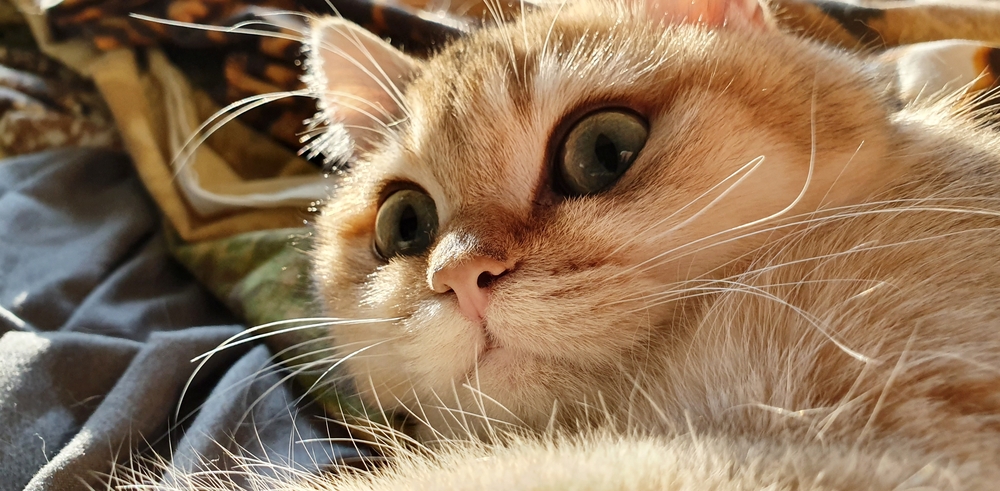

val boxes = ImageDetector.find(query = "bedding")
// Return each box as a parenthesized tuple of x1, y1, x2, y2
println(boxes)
(0, 0, 998, 490)
(0, 19, 358, 489)
(0, 149, 360, 491)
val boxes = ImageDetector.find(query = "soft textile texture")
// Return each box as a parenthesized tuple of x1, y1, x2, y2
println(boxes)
(0, 38, 118, 158)
(0, 149, 356, 491)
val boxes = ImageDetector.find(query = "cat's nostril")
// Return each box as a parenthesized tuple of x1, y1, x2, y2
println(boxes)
(476, 269, 507, 289)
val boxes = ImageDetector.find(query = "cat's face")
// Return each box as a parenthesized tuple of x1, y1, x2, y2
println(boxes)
(311, 0, 898, 436)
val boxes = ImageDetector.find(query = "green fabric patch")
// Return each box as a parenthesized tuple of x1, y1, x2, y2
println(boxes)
(167, 226, 380, 426)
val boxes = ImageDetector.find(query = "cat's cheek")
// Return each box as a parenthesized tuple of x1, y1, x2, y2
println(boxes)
(630, 88, 892, 264)
(399, 300, 483, 385)
(346, 293, 492, 413)
(332, 321, 410, 409)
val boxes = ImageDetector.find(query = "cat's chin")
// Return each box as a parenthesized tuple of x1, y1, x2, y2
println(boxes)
(415, 336, 566, 435)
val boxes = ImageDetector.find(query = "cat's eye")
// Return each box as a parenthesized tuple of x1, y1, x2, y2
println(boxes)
(374, 189, 438, 259)
(557, 109, 648, 195)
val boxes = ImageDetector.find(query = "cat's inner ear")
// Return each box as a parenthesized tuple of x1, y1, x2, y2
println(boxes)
(640, 0, 767, 28)
(307, 18, 420, 165)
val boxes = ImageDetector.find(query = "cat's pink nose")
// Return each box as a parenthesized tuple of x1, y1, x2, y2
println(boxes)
(430, 256, 509, 324)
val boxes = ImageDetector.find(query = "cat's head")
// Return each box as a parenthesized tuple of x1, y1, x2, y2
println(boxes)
(309, 0, 899, 436)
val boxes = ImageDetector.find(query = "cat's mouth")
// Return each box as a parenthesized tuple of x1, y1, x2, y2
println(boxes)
(475, 329, 505, 366)
(481, 330, 501, 354)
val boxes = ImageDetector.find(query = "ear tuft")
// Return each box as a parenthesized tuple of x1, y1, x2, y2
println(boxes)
(642, 0, 767, 29)
(304, 18, 419, 167)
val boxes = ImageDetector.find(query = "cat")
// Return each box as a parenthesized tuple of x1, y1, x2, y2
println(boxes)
(137, 0, 1000, 488)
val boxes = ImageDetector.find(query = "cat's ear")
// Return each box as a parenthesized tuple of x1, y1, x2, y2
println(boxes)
(641, 0, 768, 29)
(307, 18, 420, 165)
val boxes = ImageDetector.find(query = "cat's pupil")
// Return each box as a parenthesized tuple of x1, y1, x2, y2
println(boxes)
(594, 133, 619, 173)
(553, 109, 646, 195)
(398, 205, 419, 242)
(373, 188, 438, 259)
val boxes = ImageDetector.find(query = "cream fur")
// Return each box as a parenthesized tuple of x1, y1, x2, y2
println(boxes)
(124, 0, 1000, 488)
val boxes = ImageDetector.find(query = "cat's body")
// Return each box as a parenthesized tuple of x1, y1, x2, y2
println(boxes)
(146, 0, 1000, 489)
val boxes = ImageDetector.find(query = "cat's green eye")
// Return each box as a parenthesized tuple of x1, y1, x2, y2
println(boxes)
(374, 189, 439, 259)
(557, 110, 648, 195)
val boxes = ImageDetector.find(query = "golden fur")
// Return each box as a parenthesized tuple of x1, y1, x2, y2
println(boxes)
(305, 0, 1000, 487)
(130, 0, 1000, 488)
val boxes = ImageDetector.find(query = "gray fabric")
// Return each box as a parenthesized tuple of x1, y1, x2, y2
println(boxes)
(0, 149, 354, 490)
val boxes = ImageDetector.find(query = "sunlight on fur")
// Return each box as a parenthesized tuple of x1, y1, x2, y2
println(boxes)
(118, 0, 1000, 489)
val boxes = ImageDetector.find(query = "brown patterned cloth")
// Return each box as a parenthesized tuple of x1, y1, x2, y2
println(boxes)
(0, 44, 119, 157)
(44, 0, 471, 150)
(47, 0, 469, 53)
(771, 0, 1000, 51)
(769, 0, 1000, 125)
(36, 0, 1000, 153)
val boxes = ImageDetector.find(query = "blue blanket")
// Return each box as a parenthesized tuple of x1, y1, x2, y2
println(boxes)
(0, 149, 357, 491)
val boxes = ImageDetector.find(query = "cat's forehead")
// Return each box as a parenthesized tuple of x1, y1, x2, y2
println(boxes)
(376, 3, 683, 216)
(358, 1, 862, 225)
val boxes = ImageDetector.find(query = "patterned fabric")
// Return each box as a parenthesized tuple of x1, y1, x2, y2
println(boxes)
(45, 0, 470, 149)
(33, 0, 1000, 152)
(774, 0, 1000, 123)
(167, 226, 374, 423)
(0, 17, 118, 157)
(775, 0, 1000, 51)
(8, 0, 1000, 430)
